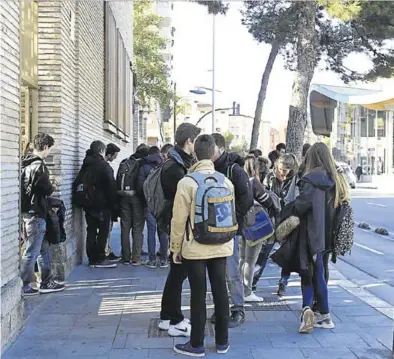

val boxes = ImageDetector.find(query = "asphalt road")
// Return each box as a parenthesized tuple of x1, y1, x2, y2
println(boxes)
(335, 189, 394, 304)
(351, 190, 394, 233)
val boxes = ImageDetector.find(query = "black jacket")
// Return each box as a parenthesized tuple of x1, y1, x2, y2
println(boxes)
(214, 151, 254, 233)
(46, 197, 66, 244)
(21, 154, 54, 218)
(80, 151, 117, 212)
(161, 146, 195, 228)
(272, 169, 336, 275)
(161, 146, 194, 202)
(295, 169, 336, 255)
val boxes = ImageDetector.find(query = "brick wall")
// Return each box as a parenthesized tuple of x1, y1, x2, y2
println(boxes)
(1, 1, 142, 350)
(0, 0, 24, 350)
(35, 1, 139, 280)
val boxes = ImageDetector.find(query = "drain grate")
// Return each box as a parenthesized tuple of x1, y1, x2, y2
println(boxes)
(244, 296, 291, 311)
(148, 318, 215, 338)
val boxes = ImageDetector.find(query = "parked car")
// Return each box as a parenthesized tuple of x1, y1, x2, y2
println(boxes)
(337, 162, 356, 189)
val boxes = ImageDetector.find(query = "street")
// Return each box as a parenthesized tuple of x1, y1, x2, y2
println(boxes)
(333, 189, 394, 306)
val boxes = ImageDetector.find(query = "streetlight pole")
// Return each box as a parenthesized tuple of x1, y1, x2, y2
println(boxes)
(173, 82, 177, 143)
(212, 14, 216, 134)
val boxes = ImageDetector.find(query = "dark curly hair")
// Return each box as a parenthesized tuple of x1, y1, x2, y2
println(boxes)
(33, 133, 55, 151)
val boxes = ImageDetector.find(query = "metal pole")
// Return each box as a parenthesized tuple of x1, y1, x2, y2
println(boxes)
(173, 82, 177, 143)
(212, 14, 216, 133)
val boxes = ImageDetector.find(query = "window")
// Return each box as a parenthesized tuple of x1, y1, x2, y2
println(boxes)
(105, 3, 132, 141)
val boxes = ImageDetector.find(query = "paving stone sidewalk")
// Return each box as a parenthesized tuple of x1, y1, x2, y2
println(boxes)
(3, 226, 393, 359)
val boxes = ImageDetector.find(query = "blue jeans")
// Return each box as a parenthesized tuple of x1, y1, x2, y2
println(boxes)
(20, 216, 52, 286)
(301, 253, 329, 314)
(226, 235, 244, 311)
(146, 210, 169, 261)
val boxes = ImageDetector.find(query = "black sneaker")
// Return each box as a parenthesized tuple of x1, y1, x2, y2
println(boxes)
(277, 283, 287, 297)
(228, 310, 245, 328)
(106, 253, 120, 262)
(94, 259, 117, 268)
(39, 280, 65, 294)
(88, 262, 97, 268)
(22, 286, 39, 297)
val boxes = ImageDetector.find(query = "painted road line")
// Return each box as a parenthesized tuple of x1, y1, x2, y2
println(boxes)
(366, 202, 387, 207)
(354, 242, 384, 255)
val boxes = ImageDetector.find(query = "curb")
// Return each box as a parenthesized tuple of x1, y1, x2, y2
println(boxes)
(355, 221, 394, 240)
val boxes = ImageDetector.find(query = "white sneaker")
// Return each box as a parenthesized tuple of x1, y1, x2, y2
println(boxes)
(314, 313, 335, 329)
(299, 307, 314, 334)
(158, 320, 170, 331)
(244, 293, 264, 302)
(168, 319, 191, 337)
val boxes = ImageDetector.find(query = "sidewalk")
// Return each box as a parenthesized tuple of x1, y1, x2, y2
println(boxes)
(356, 175, 394, 191)
(3, 226, 393, 359)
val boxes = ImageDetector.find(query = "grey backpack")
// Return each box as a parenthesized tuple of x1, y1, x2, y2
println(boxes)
(143, 164, 168, 220)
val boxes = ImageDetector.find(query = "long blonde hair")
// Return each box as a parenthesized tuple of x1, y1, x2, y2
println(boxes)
(244, 155, 259, 181)
(305, 142, 350, 207)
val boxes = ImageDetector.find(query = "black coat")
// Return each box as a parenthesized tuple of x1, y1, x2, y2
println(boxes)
(214, 151, 254, 234)
(79, 152, 117, 212)
(271, 169, 336, 275)
(46, 197, 66, 244)
(160, 146, 195, 228)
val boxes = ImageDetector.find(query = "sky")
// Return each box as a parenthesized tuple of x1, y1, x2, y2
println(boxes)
(171, 2, 393, 130)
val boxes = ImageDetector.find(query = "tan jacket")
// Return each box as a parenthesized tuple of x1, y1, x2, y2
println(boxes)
(170, 160, 235, 260)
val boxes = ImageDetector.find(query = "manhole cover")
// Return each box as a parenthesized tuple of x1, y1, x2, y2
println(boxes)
(244, 296, 290, 311)
(148, 318, 215, 338)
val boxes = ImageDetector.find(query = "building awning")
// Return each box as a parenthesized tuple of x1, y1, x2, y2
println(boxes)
(310, 84, 394, 110)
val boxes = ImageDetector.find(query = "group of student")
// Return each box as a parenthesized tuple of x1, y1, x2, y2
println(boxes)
(20, 125, 351, 358)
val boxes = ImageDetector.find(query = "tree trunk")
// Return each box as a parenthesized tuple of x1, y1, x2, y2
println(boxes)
(286, 2, 316, 159)
(250, 41, 280, 151)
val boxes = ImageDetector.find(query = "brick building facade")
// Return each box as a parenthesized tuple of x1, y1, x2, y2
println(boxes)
(0, 1, 142, 350)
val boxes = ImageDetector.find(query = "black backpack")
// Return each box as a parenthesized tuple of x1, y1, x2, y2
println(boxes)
(73, 168, 97, 209)
(116, 158, 140, 191)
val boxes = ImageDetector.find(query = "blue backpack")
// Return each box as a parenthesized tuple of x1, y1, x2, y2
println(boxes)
(186, 172, 238, 245)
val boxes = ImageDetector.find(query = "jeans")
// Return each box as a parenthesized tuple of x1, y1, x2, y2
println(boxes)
(160, 254, 188, 324)
(85, 210, 111, 263)
(105, 221, 114, 256)
(120, 196, 145, 261)
(239, 239, 263, 296)
(226, 235, 244, 311)
(146, 210, 169, 261)
(301, 252, 329, 314)
(20, 216, 52, 286)
(185, 257, 228, 348)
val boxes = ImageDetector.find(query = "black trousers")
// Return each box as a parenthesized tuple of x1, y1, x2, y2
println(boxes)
(85, 210, 111, 263)
(185, 257, 229, 348)
(119, 196, 146, 261)
(160, 254, 188, 324)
